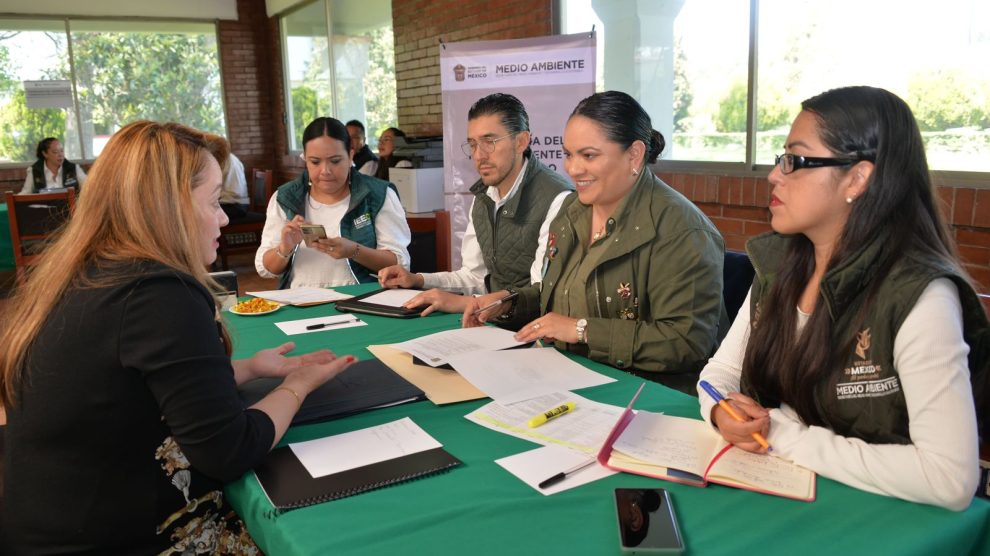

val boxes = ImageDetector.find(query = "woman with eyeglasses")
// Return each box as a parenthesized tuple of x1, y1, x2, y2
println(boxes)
(465, 91, 727, 391)
(697, 86, 987, 510)
(256, 117, 411, 288)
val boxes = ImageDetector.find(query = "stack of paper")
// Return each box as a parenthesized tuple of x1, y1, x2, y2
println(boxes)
(247, 287, 353, 306)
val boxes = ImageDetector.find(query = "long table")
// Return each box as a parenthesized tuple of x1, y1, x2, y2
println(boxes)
(224, 284, 990, 555)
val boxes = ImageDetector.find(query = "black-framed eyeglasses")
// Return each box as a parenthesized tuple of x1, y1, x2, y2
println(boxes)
(460, 133, 516, 158)
(774, 153, 868, 175)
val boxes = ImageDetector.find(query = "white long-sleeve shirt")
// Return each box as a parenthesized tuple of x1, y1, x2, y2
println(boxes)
(22, 163, 87, 193)
(420, 163, 570, 295)
(698, 279, 980, 511)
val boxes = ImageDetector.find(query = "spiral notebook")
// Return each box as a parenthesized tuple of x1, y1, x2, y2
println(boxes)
(255, 421, 462, 510)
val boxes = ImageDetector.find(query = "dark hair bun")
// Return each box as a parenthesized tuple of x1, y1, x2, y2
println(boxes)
(647, 130, 665, 164)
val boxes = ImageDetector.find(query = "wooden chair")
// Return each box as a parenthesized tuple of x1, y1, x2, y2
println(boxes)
(217, 168, 274, 270)
(5, 190, 76, 279)
(407, 209, 451, 273)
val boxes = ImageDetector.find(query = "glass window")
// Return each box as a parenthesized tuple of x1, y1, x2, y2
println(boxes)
(283, 0, 333, 151)
(0, 19, 82, 163)
(0, 18, 226, 164)
(561, 0, 750, 163)
(758, 0, 990, 172)
(282, 0, 396, 152)
(562, 0, 990, 174)
(70, 20, 226, 158)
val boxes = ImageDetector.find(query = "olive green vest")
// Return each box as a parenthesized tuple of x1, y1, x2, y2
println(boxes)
(470, 155, 572, 292)
(745, 232, 989, 444)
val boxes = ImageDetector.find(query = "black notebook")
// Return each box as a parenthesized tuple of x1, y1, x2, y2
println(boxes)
(255, 445, 462, 510)
(334, 288, 422, 318)
(239, 358, 425, 425)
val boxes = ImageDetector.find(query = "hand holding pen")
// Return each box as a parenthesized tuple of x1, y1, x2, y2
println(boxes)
(463, 290, 517, 328)
(699, 380, 771, 453)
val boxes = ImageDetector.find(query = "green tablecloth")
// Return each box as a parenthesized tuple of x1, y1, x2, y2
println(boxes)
(223, 284, 990, 556)
(0, 203, 14, 272)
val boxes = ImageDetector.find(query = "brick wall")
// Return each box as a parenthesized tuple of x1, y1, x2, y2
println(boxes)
(658, 170, 990, 291)
(391, 0, 555, 136)
(218, 0, 277, 178)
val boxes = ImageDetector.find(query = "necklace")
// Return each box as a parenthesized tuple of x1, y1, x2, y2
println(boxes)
(592, 225, 606, 242)
(307, 194, 327, 211)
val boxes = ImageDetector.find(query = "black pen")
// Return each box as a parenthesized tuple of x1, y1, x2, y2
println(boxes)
(538, 458, 596, 489)
(472, 291, 520, 316)
(305, 317, 358, 330)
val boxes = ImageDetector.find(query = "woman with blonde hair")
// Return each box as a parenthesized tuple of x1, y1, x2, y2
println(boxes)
(0, 121, 355, 553)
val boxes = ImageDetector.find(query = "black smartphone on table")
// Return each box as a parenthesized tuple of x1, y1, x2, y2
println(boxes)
(614, 488, 684, 554)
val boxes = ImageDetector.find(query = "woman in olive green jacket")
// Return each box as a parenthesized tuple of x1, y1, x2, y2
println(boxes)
(466, 91, 727, 383)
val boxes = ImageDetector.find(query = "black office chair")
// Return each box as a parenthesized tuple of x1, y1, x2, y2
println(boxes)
(723, 250, 755, 324)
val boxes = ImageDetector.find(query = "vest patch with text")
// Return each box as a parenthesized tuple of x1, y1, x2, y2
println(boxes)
(836, 327, 901, 400)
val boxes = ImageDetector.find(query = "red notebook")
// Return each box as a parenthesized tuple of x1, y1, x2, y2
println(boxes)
(596, 384, 816, 502)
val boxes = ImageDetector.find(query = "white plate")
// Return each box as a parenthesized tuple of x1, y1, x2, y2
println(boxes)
(229, 301, 282, 316)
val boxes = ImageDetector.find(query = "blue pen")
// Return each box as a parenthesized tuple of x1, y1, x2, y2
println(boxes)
(699, 380, 771, 451)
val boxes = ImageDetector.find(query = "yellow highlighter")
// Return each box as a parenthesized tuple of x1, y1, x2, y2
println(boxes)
(527, 402, 576, 428)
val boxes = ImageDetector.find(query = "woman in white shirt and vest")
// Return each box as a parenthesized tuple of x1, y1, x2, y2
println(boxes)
(22, 137, 87, 193)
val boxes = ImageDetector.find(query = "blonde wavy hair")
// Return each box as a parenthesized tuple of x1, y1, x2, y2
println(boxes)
(0, 121, 231, 407)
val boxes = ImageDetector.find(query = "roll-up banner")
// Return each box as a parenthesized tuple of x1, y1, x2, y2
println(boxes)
(439, 33, 596, 269)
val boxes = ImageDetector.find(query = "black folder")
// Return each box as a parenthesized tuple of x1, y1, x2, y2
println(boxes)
(239, 358, 425, 425)
(334, 288, 422, 318)
(255, 445, 462, 510)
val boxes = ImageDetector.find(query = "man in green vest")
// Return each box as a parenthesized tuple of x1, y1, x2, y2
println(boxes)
(379, 93, 573, 318)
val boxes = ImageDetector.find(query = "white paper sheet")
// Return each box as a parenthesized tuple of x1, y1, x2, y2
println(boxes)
(612, 411, 717, 476)
(360, 288, 422, 307)
(465, 392, 626, 453)
(247, 287, 353, 305)
(446, 347, 615, 404)
(495, 444, 616, 495)
(391, 326, 525, 367)
(274, 314, 367, 336)
(290, 417, 442, 478)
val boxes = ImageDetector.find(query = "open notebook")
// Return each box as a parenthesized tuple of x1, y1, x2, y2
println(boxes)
(597, 385, 816, 502)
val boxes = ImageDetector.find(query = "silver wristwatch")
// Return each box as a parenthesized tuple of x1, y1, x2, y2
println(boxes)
(575, 318, 588, 344)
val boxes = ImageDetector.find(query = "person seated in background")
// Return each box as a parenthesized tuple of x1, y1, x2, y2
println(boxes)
(374, 126, 413, 181)
(0, 121, 356, 553)
(346, 119, 379, 176)
(378, 93, 572, 317)
(697, 86, 987, 511)
(21, 137, 86, 193)
(466, 91, 727, 392)
(256, 117, 411, 288)
(219, 147, 249, 220)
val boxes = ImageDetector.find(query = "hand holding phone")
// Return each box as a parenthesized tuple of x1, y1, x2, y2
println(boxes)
(614, 488, 684, 554)
(300, 224, 328, 247)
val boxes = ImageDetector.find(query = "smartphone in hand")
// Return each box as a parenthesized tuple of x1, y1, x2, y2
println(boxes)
(300, 224, 328, 247)
(614, 488, 684, 554)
